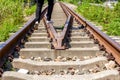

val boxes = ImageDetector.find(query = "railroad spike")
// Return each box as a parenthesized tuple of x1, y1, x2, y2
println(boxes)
(99, 45, 106, 51)
(47, 34, 50, 38)
(25, 34, 29, 39)
(34, 25, 38, 30)
(14, 45, 20, 52)
(86, 30, 90, 34)
(83, 27, 87, 32)
(64, 43, 69, 49)
(20, 39, 25, 45)
(31, 28, 34, 33)
(28, 30, 32, 35)
(68, 34, 71, 37)
(89, 34, 94, 39)
(78, 25, 84, 29)
(94, 39, 99, 44)
(8, 54, 14, 59)
(51, 44, 54, 49)
(49, 38, 52, 42)
(107, 54, 115, 61)
(8, 56, 13, 62)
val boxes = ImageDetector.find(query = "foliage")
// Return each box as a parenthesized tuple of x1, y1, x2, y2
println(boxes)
(76, 1, 120, 36)
(106, 3, 120, 35)
(0, 0, 36, 41)
(0, 0, 23, 41)
(107, 18, 120, 35)
(23, 0, 36, 7)
(82, 0, 106, 3)
(24, 5, 36, 16)
(59, 0, 79, 4)
(0, 0, 23, 24)
(59, 0, 120, 36)
(114, 2, 120, 17)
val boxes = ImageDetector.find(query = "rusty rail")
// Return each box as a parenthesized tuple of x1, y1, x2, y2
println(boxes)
(43, 14, 73, 49)
(0, 8, 47, 68)
(60, 2, 120, 64)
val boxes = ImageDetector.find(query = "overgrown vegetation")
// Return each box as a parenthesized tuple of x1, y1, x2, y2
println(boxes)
(60, 0, 120, 36)
(77, 1, 120, 36)
(0, 0, 36, 41)
(24, 5, 36, 16)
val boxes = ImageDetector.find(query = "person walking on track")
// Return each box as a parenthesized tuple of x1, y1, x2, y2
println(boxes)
(35, 0, 54, 24)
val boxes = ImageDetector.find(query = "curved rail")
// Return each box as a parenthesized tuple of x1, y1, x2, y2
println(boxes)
(60, 2, 120, 64)
(43, 14, 73, 49)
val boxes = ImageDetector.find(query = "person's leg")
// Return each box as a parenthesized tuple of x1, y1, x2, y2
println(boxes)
(35, 0, 44, 23)
(47, 0, 54, 21)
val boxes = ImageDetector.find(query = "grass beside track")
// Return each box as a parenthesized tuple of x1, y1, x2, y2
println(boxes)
(76, 2, 120, 36)
(0, 0, 36, 41)
(60, 0, 120, 36)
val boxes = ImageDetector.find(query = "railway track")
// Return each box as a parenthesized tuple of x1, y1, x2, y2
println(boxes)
(0, 2, 120, 80)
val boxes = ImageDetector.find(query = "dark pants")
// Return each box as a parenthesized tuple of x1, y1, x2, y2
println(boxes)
(35, 0, 54, 22)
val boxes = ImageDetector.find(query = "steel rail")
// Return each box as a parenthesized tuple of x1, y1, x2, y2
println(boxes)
(43, 17, 58, 48)
(43, 9, 73, 49)
(0, 8, 47, 68)
(60, 2, 120, 64)
(43, 15, 73, 49)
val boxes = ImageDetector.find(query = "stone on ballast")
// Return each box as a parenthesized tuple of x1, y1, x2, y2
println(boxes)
(47, 71, 53, 75)
(30, 56, 35, 60)
(18, 69, 28, 74)
(34, 57, 42, 62)
(20, 56, 26, 59)
(34, 71, 40, 75)
(84, 56, 91, 60)
(41, 71, 47, 75)
(66, 57, 72, 61)
(67, 67, 76, 75)
(57, 56, 63, 59)
(79, 56, 85, 61)
(70, 69, 75, 75)
(50, 69, 55, 74)
(89, 67, 100, 73)
(76, 59, 80, 62)
(55, 56, 63, 62)
(44, 57, 52, 61)
(105, 61, 116, 70)
(82, 68, 90, 74)
(61, 57, 67, 62)
(72, 56, 78, 61)
(60, 70, 66, 75)
(75, 69, 79, 74)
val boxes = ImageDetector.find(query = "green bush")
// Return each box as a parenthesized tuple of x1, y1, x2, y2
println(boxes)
(107, 18, 120, 36)
(76, 1, 120, 36)
(24, 5, 36, 16)
(0, 0, 24, 41)
(0, 0, 36, 41)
